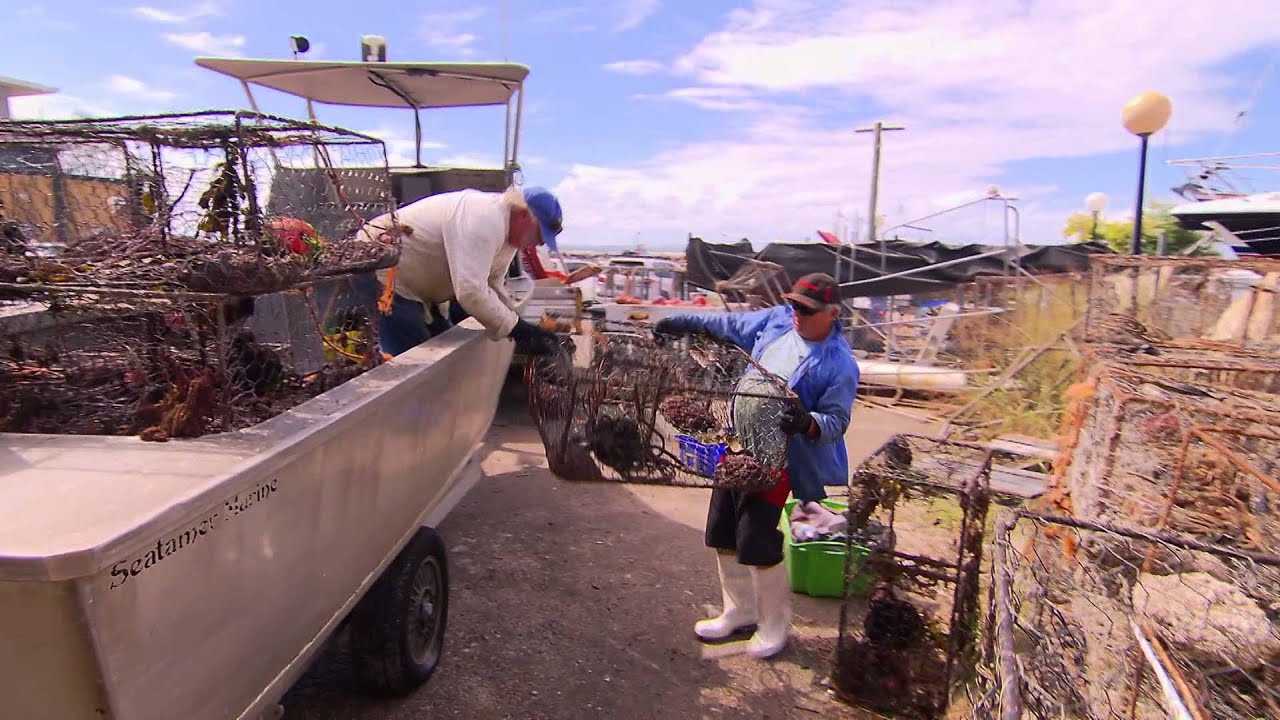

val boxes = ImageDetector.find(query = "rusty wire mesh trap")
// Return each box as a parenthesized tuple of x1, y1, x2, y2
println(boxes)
(1056, 353, 1280, 554)
(0, 111, 398, 296)
(1084, 256, 1280, 350)
(1, 279, 383, 440)
(524, 322, 796, 492)
(832, 434, 993, 719)
(970, 510, 1280, 720)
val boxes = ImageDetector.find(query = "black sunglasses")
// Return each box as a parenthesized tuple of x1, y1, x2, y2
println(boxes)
(789, 300, 820, 316)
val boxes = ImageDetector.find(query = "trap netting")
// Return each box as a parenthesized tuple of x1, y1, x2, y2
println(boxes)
(1058, 357, 1280, 555)
(832, 434, 993, 720)
(1084, 256, 1280, 350)
(524, 322, 794, 493)
(0, 111, 398, 296)
(0, 280, 383, 440)
(970, 510, 1280, 720)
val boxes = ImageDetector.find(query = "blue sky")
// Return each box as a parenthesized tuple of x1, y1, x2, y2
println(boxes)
(4, 0, 1280, 250)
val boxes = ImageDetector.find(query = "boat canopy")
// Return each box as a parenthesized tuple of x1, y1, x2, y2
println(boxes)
(194, 58, 528, 109)
(196, 57, 530, 170)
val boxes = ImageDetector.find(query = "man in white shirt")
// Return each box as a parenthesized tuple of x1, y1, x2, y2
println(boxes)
(357, 184, 563, 356)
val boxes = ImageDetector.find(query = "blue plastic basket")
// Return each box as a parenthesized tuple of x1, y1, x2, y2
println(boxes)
(675, 435, 729, 477)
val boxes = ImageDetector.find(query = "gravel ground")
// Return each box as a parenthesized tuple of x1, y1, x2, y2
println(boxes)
(281, 384, 931, 720)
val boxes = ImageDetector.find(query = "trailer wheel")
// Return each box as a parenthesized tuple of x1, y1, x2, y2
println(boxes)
(349, 526, 450, 697)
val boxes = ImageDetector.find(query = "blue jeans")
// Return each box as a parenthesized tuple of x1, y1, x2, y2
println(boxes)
(353, 274, 471, 356)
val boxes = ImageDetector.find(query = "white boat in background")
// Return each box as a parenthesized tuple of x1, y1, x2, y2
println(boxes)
(1168, 153, 1280, 255)
(1170, 192, 1280, 254)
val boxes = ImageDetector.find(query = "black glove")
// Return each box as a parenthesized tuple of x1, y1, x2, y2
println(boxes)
(778, 403, 815, 436)
(653, 317, 694, 337)
(509, 318, 560, 357)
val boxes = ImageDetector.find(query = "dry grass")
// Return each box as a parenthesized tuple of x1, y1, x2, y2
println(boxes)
(947, 277, 1086, 441)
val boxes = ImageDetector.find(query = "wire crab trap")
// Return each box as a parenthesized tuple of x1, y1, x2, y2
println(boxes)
(0, 111, 398, 296)
(711, 258, 792, 310)
(1056, 360, 1280, 554)
(0, 280, 382, 440)
(970, 510, 1280, 720)
(524, 323, 794, 493)
(1083, 256, 1280, 350)
(831, 434, 993, 719)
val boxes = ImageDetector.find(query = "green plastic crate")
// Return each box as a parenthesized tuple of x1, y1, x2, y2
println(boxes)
(782, 497, 873, 598)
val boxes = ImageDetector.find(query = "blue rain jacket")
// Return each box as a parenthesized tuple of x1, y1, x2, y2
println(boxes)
(665, 305, 859, 501)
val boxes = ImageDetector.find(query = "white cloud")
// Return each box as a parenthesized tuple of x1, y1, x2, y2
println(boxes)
(553, 0, 1280, 249)
(439, 153, 502, 169)
(102, 75, 177, 102)
(533, 2, 655, 33)
(162, 31, 246, 56)
(615, 0, 660, 32)
(358, 126, 448, 167)
(421, 8, 487, 58)
(635, 86, 767, 112)
(131, 1, 220, 24)
(8, 93, 116, 120)
(604, 60, 666, 76)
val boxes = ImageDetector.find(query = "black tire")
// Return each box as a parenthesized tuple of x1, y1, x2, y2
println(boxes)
(349, 526, 450, 697)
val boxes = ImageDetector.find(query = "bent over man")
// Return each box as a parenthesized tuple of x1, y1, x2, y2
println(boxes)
(356, 184, 563, 357)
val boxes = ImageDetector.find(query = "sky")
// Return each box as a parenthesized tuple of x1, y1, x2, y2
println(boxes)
(3, 0, 1280, 251)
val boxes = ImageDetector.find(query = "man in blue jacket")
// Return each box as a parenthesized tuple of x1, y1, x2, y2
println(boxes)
(654, 273, 858, 659)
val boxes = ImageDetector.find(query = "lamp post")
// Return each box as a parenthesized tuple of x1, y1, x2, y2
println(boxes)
(1085, 192, 1108, 241)
(1121, 91, 1172, 255)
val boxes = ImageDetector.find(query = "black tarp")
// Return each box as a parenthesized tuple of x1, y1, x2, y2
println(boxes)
(684, 238, 1113, 298)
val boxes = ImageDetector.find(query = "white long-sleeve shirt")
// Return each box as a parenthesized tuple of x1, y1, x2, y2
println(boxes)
(362, 189, 521, 339)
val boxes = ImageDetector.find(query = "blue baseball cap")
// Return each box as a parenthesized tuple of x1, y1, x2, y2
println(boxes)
(523, 186, 563, 252)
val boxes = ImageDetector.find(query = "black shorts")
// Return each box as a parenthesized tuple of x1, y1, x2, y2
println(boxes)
(705, 488, 785, 567)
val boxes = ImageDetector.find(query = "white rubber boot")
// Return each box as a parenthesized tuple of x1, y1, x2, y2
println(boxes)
(694, 551, 758, 641)
(746, 562, 793, 659)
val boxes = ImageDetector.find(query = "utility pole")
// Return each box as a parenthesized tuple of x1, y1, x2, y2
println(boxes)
(855, 120, 904, 356)
(855, 121, 905, 250)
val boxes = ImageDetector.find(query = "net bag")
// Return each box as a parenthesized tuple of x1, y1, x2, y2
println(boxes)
(524, 323, 795, 493)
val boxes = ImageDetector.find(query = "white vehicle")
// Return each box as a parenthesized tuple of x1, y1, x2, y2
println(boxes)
(0, 48, 535, 720)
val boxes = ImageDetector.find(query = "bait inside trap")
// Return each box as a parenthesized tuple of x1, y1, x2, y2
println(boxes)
(0, 111, 398, 296)
(831, 434, 993, 720)
(0, 280, 383, 440)
(524, 323, 795, 493)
